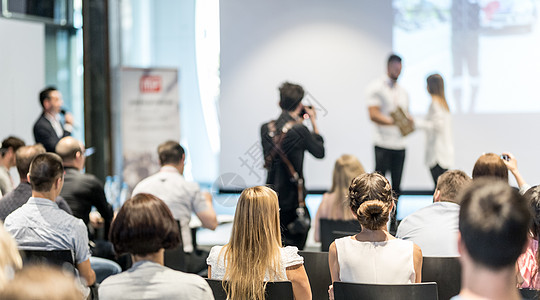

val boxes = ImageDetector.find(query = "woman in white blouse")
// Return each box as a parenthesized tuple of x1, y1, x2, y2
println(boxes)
(416, 73, 454, 186)
(207, 186, 311, 300)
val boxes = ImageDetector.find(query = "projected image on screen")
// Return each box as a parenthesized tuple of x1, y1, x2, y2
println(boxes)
(393, 0, 540, 115)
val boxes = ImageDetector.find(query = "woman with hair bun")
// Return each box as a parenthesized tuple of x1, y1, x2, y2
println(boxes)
(328, 173, 422, 297)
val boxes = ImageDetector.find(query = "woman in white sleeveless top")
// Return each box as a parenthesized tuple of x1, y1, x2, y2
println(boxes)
(328, 173, 423, 298)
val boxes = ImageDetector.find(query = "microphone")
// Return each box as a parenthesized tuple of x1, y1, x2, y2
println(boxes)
(60, 108, 67, 115)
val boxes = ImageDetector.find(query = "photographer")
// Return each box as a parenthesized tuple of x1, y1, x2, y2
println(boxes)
(261, 82, 325, 249)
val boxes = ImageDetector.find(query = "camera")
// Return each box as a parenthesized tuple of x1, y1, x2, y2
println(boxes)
(500, 154, 510, 161)
(299, 105, 313, 119)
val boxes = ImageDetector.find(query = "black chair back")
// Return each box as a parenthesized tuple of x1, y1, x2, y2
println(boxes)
(320, 218, 361, 251)
(164, 220, 187, 272)
(421, 256, 461, 300)
(299, 251, 331, 300)
(206, 278, 294, 300)
(333, 281, 438, 300)
(521, 288, 540, 300)
(21, 249, 76, 274)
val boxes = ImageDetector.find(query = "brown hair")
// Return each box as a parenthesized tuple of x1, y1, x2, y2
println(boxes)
(426, 73, 450, 111)
(278, 82, 304, 111)
(0, 136, 25, 158)
(157, 141, 185, 166)
(15, 145, 46, 181)
(28, 153, 64, 192)
(348, 173, 395, 230)
(472, 153, 508, 182)
(109, 193, 181, 256)
(458, 178, 530, 270)
(329, 155, 365, 220)
(435, 170, 471, 204)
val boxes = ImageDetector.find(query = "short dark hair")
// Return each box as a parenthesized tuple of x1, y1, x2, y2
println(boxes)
(387, 54, 402, 66)
(39, 86, 58, 108)
(278, 82, 304, 111)
(472, 153, 508, 182)
(28, 153, 64, 192)
(109, 193, 181, 255)
(157, 141, 185, 166)
(16, 145, 46, 180)
(435, 170, 471, 204)
(458, 178, 530, 270)
(0, 136, 25, 158)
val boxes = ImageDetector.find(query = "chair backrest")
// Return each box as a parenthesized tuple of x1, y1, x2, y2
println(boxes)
(520, 288, 540, 300)
(320, 218, 361, 251)
(421, 256, 461, 300)
(299, 251, 332, 300)
(21, 249, 76, 274)
(205, 278, 294, 300)
(333, 281, 439, 300)
(164, 220, 187, 272)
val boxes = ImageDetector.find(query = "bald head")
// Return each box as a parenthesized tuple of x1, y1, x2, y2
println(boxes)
(55, 137, 85, 169)
(16, 145, 46, 181)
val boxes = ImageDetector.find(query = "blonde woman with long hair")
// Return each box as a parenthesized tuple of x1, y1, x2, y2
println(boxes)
(207, 186, 311, 300)
(416, 73, 454, 186)
(314, 154, 365, 242)
(0, 222, 23, 290)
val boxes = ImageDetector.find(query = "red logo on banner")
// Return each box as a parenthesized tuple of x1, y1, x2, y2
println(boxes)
(140, 76, 162, 93)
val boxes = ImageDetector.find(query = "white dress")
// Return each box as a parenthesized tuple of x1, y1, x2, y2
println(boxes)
(335, 236, 415, 284)
(207, 245, 304, 280)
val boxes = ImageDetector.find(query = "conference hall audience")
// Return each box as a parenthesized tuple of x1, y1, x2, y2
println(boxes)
(517, 185, 540, 289)
(0, 136, 25, 195)
(452, 178, 530, 300)
(207, 186, 311, 300)
(99, 193, 213, 300)
(314, 154, 365, 242)
(396, 170, 471, 256)
(0, 223, 22, 290)
(328, 173, 422, 298)
(4, 153, 96, 288)
(0, 144, 72, 222)
(0, 265, 85, 300)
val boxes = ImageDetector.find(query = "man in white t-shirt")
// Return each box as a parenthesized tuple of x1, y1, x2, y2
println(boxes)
(132, 141, 217, 272)
(366, 54, 411, 197)
(396, 170, 471, 256)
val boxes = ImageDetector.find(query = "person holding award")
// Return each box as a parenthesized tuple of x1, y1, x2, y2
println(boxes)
(366, 54, 413, 197)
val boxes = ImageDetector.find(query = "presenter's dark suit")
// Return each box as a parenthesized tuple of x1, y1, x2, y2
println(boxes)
(0, 182, 72, 222)
(261, 112, 324, 249)
(33, 114, 70, 152)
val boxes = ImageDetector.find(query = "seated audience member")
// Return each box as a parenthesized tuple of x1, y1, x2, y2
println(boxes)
(132, 140, 217, 272)
(99, 193, 213, 300)
(0, 223, 22, 290)
(396, 170, 471, 256)
(0, 265, 84, 300)
(314, 154, 365, 242)
(0, 136, 25, 195)
(4, 153, 96, 287)
(207, 186, 311, 300)
(472, 152, 530, 194)
(0, 145, 72, 221)
(55, 137, 113, 241)
(328, 173, 422, 297)
(517, 185, 540, 289)
(453, 178, 530, 300)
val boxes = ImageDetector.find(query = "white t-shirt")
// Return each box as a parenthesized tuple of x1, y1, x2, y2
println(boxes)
(396, 201, 460, 257)
(132, 166, 209, 252)
(207, 245, 303, 280)
(335, 236, 415, 284)
(366, 76, 410, 150)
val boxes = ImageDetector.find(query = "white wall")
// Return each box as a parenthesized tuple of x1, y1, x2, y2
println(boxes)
(220, 0, 393, 190)
(0, 18, 44, 144)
